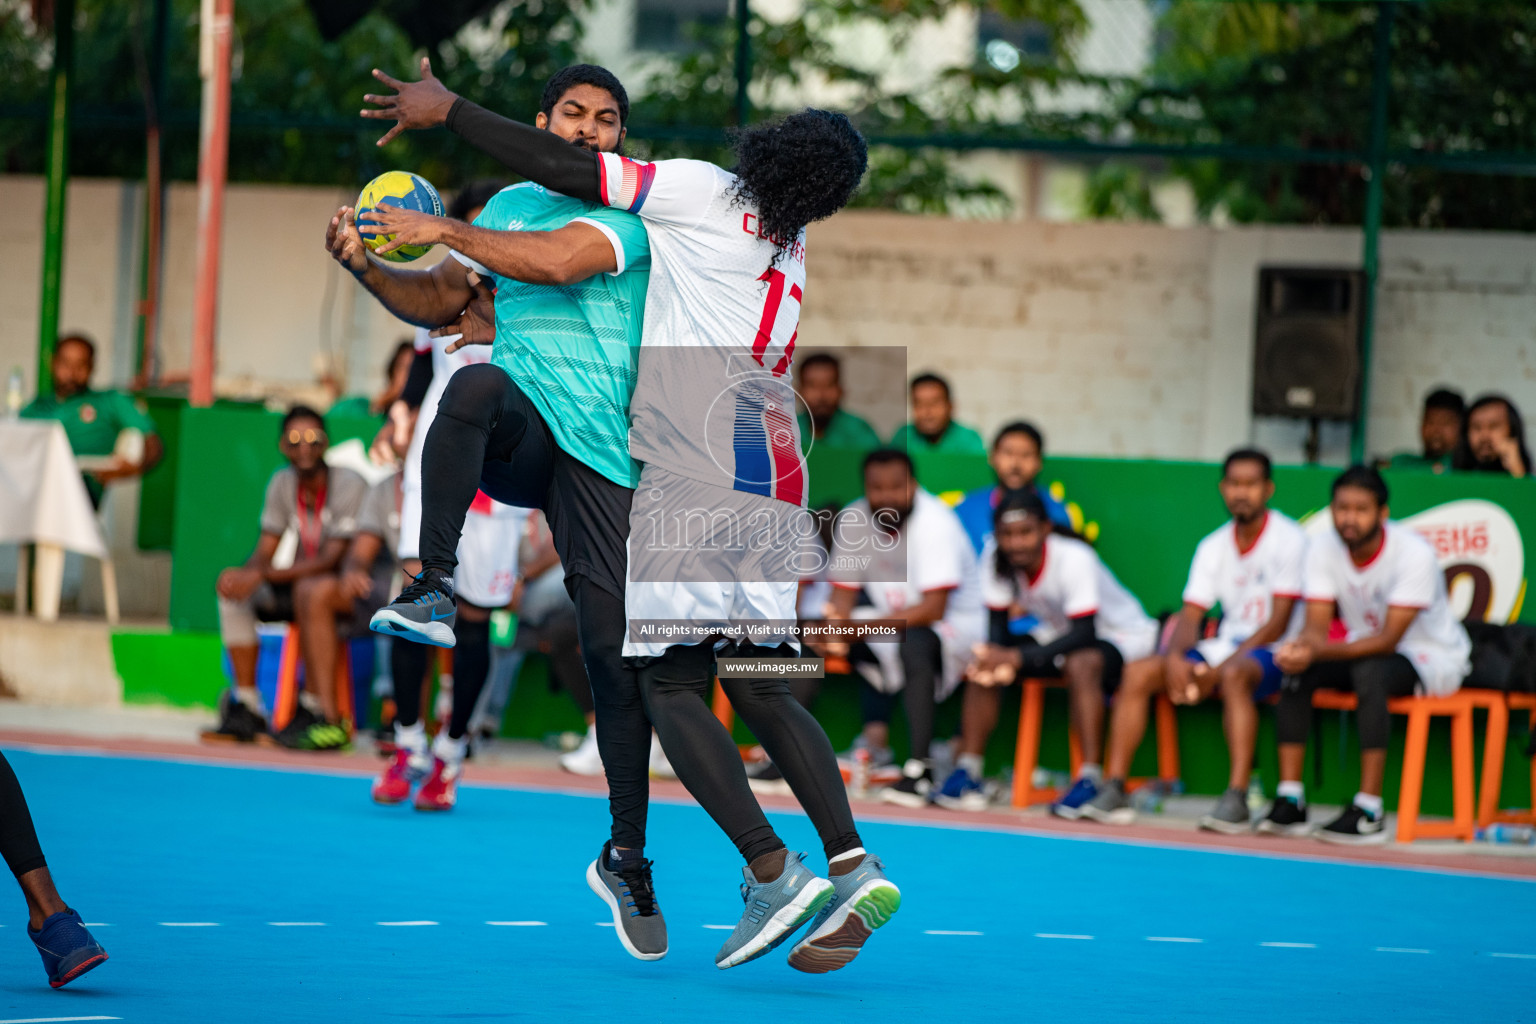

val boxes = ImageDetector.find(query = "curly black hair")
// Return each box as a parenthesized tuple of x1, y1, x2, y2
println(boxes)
(730, 109, 868, 265)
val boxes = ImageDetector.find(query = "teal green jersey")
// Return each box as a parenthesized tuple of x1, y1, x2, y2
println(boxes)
(457, 183, 650, 488)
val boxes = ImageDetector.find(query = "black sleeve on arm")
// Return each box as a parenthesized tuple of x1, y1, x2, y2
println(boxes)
(989, 609, 1014, 647)
(400, 349, 433, 410)
(445, 98, 603, 203)
(1019, 615, 1097, 671)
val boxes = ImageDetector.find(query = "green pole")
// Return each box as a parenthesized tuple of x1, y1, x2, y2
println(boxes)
(735, 0, 751, 126)
(1351, 1, 1395, 465)
(36, 0, 75, 397)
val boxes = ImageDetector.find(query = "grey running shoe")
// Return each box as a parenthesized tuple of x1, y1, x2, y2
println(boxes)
(370, 568, 457, 647)
(586, 842, 667, 961)
(1198, 787, 1254, 834)
(787, 854, 901, 974)
(1079, 779, 1135, 824)
(715, 851, 834, 970)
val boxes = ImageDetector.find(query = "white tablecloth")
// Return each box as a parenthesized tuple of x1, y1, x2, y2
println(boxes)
(0, 419, 107, 558)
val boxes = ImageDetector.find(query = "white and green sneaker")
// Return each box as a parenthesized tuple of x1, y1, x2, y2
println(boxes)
(787, 853, 901, 974)
(714, 851, 834, 970)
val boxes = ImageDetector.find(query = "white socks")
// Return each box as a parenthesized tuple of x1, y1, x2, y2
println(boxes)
(432, 731, 468, 767)
(1079, 763, 1103, 783)
(1278, 780, 1305, 803)
(1353, 791, 1384, 818)
(957, 753, 985, 779)
(235, 686, 265, 715)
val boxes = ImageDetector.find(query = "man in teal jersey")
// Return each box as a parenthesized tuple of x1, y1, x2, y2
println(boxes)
(325, 65, 666, 962)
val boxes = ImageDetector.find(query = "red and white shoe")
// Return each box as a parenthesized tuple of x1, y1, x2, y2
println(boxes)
(413, 757, 460, 812)
(371, 750, 426, 805)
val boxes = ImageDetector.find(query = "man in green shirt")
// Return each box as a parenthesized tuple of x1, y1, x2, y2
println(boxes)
(1387, 387, 1462, 474)
(796, 352, 882, 453)
(21, 334, 163, 506)
(889, 372, 986, 454)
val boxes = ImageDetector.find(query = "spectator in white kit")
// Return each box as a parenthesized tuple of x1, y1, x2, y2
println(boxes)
(1265, 465, 1471, 845)
(817, 449, 986, 808)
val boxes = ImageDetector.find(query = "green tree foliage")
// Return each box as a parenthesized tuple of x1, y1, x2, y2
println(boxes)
(0, 0, 585, 188)
(1120, 0, 1536, 229)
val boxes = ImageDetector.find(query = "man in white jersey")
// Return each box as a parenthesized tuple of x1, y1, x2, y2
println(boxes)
(953, 489, 1158, 817)
(1079, 449, 1306, 830)
(363, 64, 899, 974)
(818, 450, 985, 808)
(1262, 465, 1470, 845)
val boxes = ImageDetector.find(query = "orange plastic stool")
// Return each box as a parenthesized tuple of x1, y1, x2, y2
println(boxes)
(1487, 692, 1536, 826)
(270, 624, 353, 732)
(1465, 689, 1512, 827)
(1009, 679, 1180, 809)
(1310, 690, 1475, 843)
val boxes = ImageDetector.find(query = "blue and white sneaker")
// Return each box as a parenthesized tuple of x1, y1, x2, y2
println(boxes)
(715, 851, 834, 970)
(29, 909, 108, 989)
(370, 568, 456, 647)
(1051, 776, 1099, 820)
(786, 853, 901, 974)
(932, 766, 990, 812)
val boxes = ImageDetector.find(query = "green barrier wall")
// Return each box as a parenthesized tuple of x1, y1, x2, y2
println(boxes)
(168, 405, 386, 633)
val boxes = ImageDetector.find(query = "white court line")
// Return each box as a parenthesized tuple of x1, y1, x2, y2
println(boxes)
(1260, 942, 1317, 948)
(486, 921, 547, 927)
(595, 922, 615, 928)
(1491, 952, 1536, 959)
(268, 922, 326, 927)
(1375, 947, 1430, 954)
(82, 924, 110, 928)
(1035, 933, 1094, 940)
(702, 925, 733, 930)
(1147, 936, 1204, 943)
(377, 921, 437, 927)
(159, 922, 219, 927)
(925, 930, 984, 936)
(0, 1017, 123, 1023)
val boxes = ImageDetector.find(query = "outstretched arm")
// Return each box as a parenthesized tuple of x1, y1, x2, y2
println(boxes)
(361, 58, 601, 203)
(364, 211, 618, 286)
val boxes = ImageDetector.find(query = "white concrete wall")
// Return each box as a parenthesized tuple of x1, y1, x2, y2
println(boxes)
(7, 175, 1536, 467)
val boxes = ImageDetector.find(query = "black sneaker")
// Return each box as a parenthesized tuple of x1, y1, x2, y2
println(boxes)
(746, 759, 791, 796)
(1315, 803, 1388, 846)
(301, 719, 351, 752)
(201, 692, 268, 744)
(273, 704, 321, 749)
(370, 568, 457, 647)
(879, 759, 934, 808)
(1255, 796, 1312, 837)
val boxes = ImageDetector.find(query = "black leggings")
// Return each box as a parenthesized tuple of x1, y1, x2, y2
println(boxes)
(1276, 654, 1419, 751)
(853, 625, 942, 761)
(388, 608, 491, 742)
(635, 641, 862, 866)
(0, 751, 46, 878)
(417, 365, 649, 848)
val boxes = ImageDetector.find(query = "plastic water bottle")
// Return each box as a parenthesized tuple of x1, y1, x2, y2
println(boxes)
(1477, 824, 1536, 845)
(1131, 779, 1168, 814)
(1247, 777, 1267, 817)
(5, 367, 22, 418)
(852, 747, 871, 799)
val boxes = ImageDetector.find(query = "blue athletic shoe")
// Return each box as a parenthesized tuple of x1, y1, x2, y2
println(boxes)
(714, 851, 834, 970)
(1051, 776, 1099, 819)
(370, 568, 457, 647)
(932, 766, 990, 812)
(29, 909, 108, 989)
(786, 854, 901, 974)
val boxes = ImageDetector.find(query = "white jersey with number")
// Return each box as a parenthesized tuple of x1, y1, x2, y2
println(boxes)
(595, 154, 807, 507)
(1302, 522, 1471, 696)
(980, 534, 1158, 662)
(1183, 511, 1307, 663)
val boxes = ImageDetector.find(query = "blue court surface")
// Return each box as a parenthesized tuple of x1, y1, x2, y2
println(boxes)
(1, 747, 1533, 1023)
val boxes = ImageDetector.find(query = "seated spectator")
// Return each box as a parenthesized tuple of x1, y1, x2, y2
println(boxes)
(1266, 465, 1471, 845)
(1454, 393, 1530, 478)
(796, 353, 882, 453)
(21, 333, 164, 507)
(944, 489, 1157, 816)
(1387, 387, 1462, 474)
(889, 373, 986, 455)
(954, 421, 1072, 554)
(328, 339, 415, 420)
(818, 449, 986, 807)
(1078, 449, 1306, 830)
(206, 406, 368, 751)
